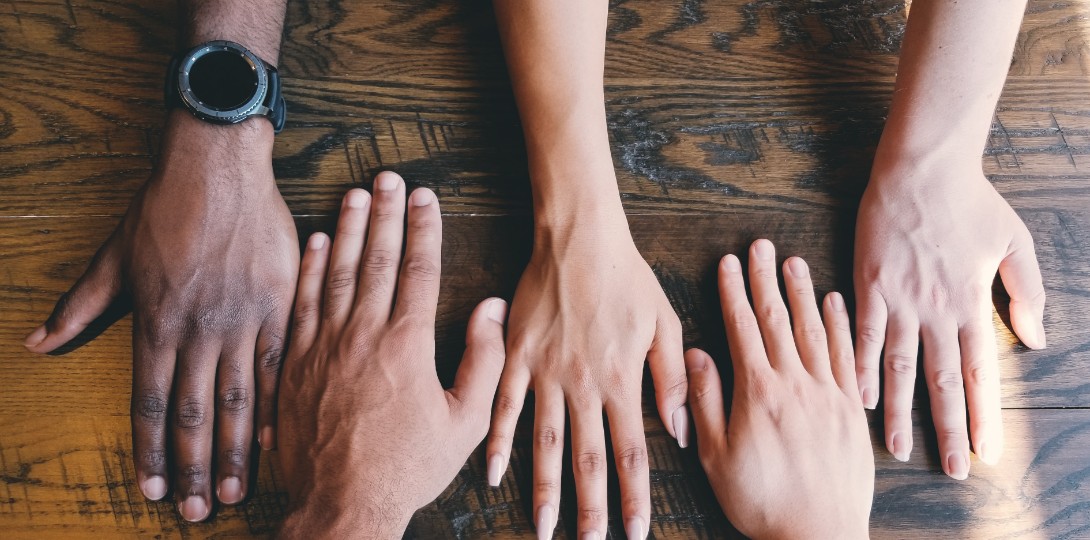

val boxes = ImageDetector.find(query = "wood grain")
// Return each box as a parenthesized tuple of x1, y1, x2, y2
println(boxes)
(1, 0, 1089, 537)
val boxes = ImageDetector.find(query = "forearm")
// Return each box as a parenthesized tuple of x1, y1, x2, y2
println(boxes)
(877, 0, 1027, 168)
(493, 0, 625, 229)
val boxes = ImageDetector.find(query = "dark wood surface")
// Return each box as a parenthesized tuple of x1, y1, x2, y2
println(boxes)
(1, 0, 1088, 538)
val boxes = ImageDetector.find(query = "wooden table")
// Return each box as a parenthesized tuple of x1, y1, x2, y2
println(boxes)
(1, 0, 1088, 537)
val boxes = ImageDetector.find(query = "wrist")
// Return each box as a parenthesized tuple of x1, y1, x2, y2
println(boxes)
(156, 110, 277, 189)
(279, 487, 412, 540)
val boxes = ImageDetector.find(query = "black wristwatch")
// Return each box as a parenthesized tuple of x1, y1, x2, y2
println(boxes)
(164, 40, 286, 133)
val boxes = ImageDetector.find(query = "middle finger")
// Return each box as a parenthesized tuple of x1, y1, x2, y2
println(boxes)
(747, 240, 800, 370)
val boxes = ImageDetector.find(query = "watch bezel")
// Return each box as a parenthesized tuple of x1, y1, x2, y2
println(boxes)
(176, 40, 269, 124)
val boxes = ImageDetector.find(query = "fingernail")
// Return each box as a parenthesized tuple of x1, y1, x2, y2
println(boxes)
(861, 387, 877, 409)
(976, 442, 990, 464)
(828, 292, 845, 312)
(672, 406, 690, 449)
(410, 188, 435, 206)
(581, 532, 601, 540)
(308, 233, 326, 250)
(685, 351, 708, 373)
(345, 189, 368, 208)
(141, 476, 167, 501)
(536, 504, 555, 540)
(721, 254, 741, 273)
(788, 257, 808, 278)
(625, 516, 647, 540)
(486, 453, 506, 487)
(179, 496, 209, 522)
(259, 426, 275, 451)
(24, 325, 47, 349)
(890, 432, 910, 462)
(375, 172, 400, 191)
(946, 453, 969, 480)
(1033, 321, 1047, 349)
(218, 476, 243, 505)
(487, 299, 508, 324)
(753, 239, 774, 260)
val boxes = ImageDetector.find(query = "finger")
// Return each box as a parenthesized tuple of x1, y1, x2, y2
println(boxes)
(854, 287, 888, 409)
(747, 239, 800, 371)
(783, 257, 831, 380)
(215, 339, 256, 505)
(569, 396, 608, 539)
(822, 292, 858, 399)
(323, 189, 371, 325)
(287, 233, 331, 361)
(448, 298, 508, 437)
(605, 397, 651, 540)
(532, 389, 565, 540)
(648, 310, 689, 448)
(718, 254, 771, 380)
(486, 364, 530, 488)
(391, 188, 442, 325)
(922, 323, 971, 480)
(130, 328, 174, 502)
(255, 302, 290, 452)
(172, 345, 219, 522)
(960, 309, 1003, 465)
(999, 226, 1046, 349)
(882, 313, 919, 463)
(25, 233, 122, 353)
(684, 348, 727, 450)
(354, 171, 407, 324)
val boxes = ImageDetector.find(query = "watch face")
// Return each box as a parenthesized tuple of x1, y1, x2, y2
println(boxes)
(189, 49, 258, 110)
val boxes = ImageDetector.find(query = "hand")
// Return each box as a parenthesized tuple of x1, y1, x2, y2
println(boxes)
(486, 213, 688, 540)
(23, 112, 299, 520)
(276, 175, 508, 539)
(687, 240, 874, 539)
(854, 158, 1046, 478)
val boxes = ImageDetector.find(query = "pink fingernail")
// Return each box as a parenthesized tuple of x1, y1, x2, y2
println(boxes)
(410, 188, 435, 206)
(721, 254, 741, 273)
(753, 239, 774, 261)
(672, 406, 690, 449)
(486, 453, 506, 487)
(218, 476, 243, 505)
(788, 257, 808, 278)
(141, 476, 167, 501)
(889, 432, 911, 462)
(24, 325, 47, 349)
(828, 292, 845, 312)
(259, 426, 275, 451)
(487, 299, 508, 324)
(308, 233, 327, 250)
(536, 504, 555, 540)
(946, 453, 969, 480)
(179, 496, 209, 522)
(345, 189, 368, 208)
(580, 532, 601, 540)
(861, 387, 877, 409)
(625, 516, 647, 540)
(375, 172, 400, 191)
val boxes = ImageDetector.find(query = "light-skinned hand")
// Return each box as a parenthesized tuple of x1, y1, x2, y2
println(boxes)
(687, 239, 874, 539)
(276, 174, 508, 539)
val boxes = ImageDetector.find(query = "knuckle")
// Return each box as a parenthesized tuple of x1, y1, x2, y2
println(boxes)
(930, 368, 964, 394)
(363, 249, 397, 272)
(657, 374, 689, 404)
(401, 256, 440, 282)
(857, 324, 884, 344)
(175, 397, 208, 429)
(178, 464, 209, 485)
(222, 447, 247, 467)
(617, 445, 647, 473)
(292, 303, 320, 329)
(325, 268, 357, 293)
(536, 426, 562, 451)
(757, 303, 790, 326)
(726, 309, 759, 331)
(691, 383, 722, 413)
(797, 324, 827, 344)
(579, 507, 606, 524)
(886, 354, 917, 376)
(746, 372, 779, 407)
(494, 393, 522, 419)
(218, 387, 252, 413)
(575, 451, 606, 476)
(139, 449, 166, 469)
(133, 393, 168, 422)
(258, 336, 286, 374)
(965, 361, 995, 386)
(534, 479, 559, 497)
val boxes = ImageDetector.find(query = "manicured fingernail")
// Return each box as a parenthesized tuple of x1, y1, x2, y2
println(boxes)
(141, 476, 167, 501)
(308, 233, 326, 250)
(753, 239, 774, 260)
(946, 453, 969, 480)
(487, 299, 508, 324)
(486, 453, 506, 487)
(410, 188, 435, 206)
(24, 325, 47, 349)
(375, 172, 400, 191)
(345, 189, 368, 208)
(179, 496, 209, 522)
(861, 387, 877, 409)
(721, 254, 741, 273)
(218, 476, 243, 505)
(828, 292, 846, 312)
(890, 432, 910, 462)
(625, 516, 647, 540)
(581, 532, 601, 540)
(259, 426, 275, 451)
(788, 257, 808, 278)
(1032, 321, 1047, 349)
(536, 504, 555, 540)
(672, 406, 690, 449)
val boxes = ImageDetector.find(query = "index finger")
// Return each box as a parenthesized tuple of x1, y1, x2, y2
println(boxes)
(391, 188, 442, 324)
(718, 254, 771, 380)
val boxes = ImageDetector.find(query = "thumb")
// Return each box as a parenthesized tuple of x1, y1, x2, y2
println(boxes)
(447, 298, 508, 432)
(25, 235, 123, 353)
(998, 226, 1046, 349)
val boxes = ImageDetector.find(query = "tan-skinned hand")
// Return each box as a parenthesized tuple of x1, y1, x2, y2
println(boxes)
(854, 162, 1045, 478)
(276, 174, 507, 539)
(688, 240, 874, 540)
(486, 215, 688, 540)
(24, 112, 299, 520)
